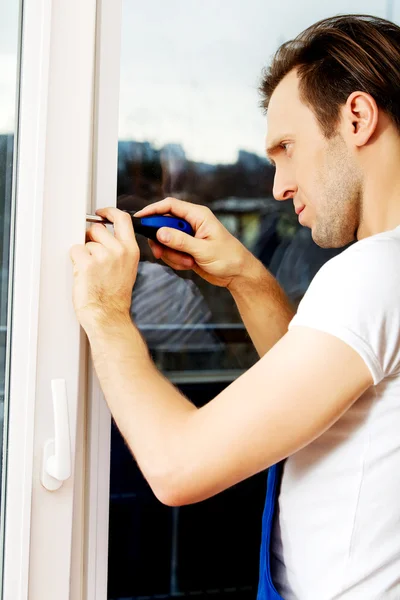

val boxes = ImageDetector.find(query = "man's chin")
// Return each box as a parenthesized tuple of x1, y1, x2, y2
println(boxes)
(312, 229, 354, 249)
(310, 226, 335, 249)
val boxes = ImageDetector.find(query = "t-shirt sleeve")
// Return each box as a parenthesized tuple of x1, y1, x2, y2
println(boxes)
(288, 236, 400, 385)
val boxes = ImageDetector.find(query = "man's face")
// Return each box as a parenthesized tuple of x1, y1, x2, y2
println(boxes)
(266, 69, 362, 248)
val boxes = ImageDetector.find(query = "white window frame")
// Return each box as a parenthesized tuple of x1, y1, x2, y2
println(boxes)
(3, 0, 97, 597)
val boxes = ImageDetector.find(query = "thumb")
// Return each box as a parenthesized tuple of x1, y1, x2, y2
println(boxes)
(157, 227, 203, 258)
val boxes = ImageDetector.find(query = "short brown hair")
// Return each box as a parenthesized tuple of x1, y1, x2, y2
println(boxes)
(260, 14, 400, 137)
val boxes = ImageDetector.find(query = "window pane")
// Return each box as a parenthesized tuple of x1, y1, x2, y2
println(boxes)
(109, 3, 393, 600)
(0, 0, 22, 593)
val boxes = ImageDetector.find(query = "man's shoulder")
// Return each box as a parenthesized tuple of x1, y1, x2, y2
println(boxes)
(289, 226, 400, 384)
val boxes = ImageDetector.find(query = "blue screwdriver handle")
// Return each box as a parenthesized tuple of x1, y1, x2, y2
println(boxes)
(127, 213, 195, 241)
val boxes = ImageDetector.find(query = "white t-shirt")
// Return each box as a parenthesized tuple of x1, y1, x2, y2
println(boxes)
(271, 225, 400, 599)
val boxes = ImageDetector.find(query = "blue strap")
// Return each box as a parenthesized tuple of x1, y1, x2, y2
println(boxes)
(257, 462, 284, 600)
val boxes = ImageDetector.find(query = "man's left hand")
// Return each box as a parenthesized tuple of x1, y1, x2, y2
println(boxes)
(69, 207, 139, 332)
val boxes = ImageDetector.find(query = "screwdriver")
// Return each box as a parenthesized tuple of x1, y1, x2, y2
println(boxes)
(86, 211, 195, 242)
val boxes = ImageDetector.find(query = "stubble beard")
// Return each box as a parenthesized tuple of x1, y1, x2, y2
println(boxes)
(311, 135, 362, 249)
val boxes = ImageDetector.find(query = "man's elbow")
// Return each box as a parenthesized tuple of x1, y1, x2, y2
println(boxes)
(148, 465, 203, 507)
(150, 471, 192, 507)
(153, 486, 186, 507)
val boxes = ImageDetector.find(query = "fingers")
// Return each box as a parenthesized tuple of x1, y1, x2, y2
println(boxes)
(135, 197, 209, 231)
(95, 207, 136, 248)
(86, 223, 120, 251)
(157, 254, 194, 272)
(69, 244, 90, 266)
(161, 260, 192, 272)
(148, 239, 163, 260)
(148, 240, 195, 269)
(85, 241, 109, 258)
(156, 226, 204, 260)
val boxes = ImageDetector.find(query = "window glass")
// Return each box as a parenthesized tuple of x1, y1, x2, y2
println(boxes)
(109, 3, 396, 600)
(0, 0, 22, 593)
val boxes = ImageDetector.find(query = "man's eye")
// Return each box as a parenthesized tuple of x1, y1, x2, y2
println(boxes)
(280, 143, 292, 155)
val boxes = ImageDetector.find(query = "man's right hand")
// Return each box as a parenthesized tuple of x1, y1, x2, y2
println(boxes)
(134, 198, 255, 289)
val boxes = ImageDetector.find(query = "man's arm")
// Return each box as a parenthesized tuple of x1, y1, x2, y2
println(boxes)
(85, 316, 372, 507)
(227, 259, 295, 356)
(70, 206, 372, 507)
(135, 198, 295, 356)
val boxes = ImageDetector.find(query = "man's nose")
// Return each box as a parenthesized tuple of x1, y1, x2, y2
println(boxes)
(273, 170, 297, 202)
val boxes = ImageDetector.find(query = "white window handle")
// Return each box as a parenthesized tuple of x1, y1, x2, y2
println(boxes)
(41, 379, 72, 491)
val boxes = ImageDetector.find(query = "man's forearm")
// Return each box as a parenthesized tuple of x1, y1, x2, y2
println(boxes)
(85, 316, 197, 503)
(228, 256, 296, 356)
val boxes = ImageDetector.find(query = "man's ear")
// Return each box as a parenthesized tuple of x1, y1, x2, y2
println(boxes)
(341, 91, 379, 148)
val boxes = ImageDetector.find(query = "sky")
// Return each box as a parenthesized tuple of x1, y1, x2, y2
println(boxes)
(1, 1, 400, 164)
(0, 0, 20, 135)
(118, 0, 400, 163)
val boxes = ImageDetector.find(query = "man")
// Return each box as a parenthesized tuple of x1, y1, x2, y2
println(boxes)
(70, 14, 400, 600)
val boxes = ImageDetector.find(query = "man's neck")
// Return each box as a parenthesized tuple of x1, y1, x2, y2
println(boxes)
(357, 161, 400, 240)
